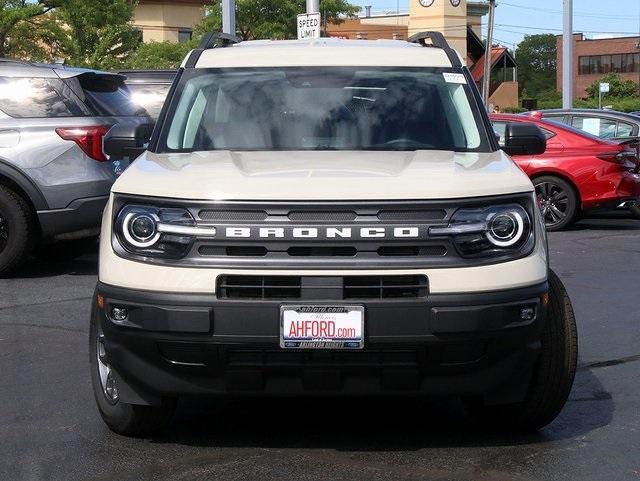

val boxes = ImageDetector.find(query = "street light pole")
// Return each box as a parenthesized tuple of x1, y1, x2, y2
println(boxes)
(222, 0, 236, 35)
(562, 0, 573, 109)
(482, 0, 496, 109)
(306, 0, 319, 13)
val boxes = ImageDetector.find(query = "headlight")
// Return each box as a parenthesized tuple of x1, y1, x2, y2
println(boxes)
(115, 204, 216, 259)
(429, 203, 534, 259)
(122, 211, 160, 248)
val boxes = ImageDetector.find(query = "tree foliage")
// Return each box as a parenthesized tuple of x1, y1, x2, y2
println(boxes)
(514, 34, 557, 98)
(195, 0, 360, 41)
(122, 41, 194, 70)
(585, 73, 640, 99)
(53, 0, 141, 69)
(0, 0, 57, 58)
(1, 0, 362, 69)
(0, 0, 141, 68)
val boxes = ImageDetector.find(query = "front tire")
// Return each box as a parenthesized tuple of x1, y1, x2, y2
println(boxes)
(463, 269, 578, 431)
(533, 176, 578, 231)
(630, 205, 640, 220)
(90, 301, 176, 436)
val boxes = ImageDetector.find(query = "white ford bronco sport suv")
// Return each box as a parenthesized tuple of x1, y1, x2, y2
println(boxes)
(91, 32, 577, 436)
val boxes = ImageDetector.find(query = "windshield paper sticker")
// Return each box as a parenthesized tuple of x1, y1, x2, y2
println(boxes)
(443, 72, 467, 84)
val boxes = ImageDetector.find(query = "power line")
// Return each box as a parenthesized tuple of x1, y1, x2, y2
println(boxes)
(494, 23, 639, 35)
(492, 37, 517, 47)
(499, 1, 634, 20)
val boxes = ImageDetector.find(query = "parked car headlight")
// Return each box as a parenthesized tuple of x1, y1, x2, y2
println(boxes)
(114, 204, 215, 259)
(122, 211, 160, 248)
(429, 201, 535, 259)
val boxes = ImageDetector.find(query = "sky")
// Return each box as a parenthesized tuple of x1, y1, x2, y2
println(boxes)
(351, 0, 640, 49)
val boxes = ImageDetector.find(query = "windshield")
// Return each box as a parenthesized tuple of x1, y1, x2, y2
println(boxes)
(158, 67, 490, 152)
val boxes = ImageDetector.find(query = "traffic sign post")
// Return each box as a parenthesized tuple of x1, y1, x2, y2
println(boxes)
(599, 82, 610, 110)
(297, 12, 321, 40)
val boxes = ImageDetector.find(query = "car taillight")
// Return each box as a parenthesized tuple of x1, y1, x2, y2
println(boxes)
(596, 150, 638, 168)
(56, 126, 110, 162)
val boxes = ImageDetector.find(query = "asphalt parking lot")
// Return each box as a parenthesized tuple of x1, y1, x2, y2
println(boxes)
(1, 213, 639, 481)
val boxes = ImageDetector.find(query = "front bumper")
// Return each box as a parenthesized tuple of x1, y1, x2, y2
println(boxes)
(95, 281, 549, 404)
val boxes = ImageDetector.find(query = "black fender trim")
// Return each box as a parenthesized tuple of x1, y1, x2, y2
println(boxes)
(0, 159, 48, 210)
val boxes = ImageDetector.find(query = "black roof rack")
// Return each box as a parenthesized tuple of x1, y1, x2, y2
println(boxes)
(185, 32, 242, 68)
(407, 31, 462, 68)
(198, 32, 242, 49)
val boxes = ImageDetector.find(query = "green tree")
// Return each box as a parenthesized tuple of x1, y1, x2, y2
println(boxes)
(195, 0, 360, 41)
(53, 0, 140, 69)
(514, 34, 557, 98)
(0, 0, 57, 59)
(585, 72, 640, 99)
(123, 41, 194, 69)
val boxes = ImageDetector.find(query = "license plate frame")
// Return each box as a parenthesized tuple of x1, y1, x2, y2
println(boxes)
(280, 305, 364, 350)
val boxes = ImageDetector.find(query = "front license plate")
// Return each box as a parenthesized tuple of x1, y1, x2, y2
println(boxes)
(280, 305, 364, 349)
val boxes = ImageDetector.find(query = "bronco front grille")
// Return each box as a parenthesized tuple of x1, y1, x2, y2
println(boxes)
(216, 275, 429, 300)
(184, 200, 460, 269)
(112, 196, 529, 269)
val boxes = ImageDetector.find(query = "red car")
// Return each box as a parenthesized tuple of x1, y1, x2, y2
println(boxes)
(491, 113, 640, 230)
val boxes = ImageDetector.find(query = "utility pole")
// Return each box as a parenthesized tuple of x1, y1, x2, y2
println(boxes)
(306, 0, 319, 13)
(562, 0, 573, 109)
(222, 0, 236, 35)
(482, 0, 496, 109)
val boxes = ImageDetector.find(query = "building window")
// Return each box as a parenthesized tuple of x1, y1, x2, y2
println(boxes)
(178, 29, 192, 43)
(579, 53, 640, 75)
(579, 56, 589, 75)
(611, 54, 623, 73)
(624, 53, 639, 73)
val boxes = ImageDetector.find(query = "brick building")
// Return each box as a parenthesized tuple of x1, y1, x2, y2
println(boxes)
(557, 33, 640, 97)
(325, 16, 409, 41)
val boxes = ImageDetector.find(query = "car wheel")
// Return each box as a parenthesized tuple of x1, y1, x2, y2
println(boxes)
(463, 269, 578, 431)
(0, 185, 35, 276)
(90, 299, 176, 436)
(533, 176, 578, 231)
(630, 205, 640, 220)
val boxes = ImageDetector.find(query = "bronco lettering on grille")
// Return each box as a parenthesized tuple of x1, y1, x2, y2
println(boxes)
(223, 226, 422, 240)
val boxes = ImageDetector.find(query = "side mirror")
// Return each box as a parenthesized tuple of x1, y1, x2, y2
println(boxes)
(502, 122, 547, 156)
(104, 121, 155, 160)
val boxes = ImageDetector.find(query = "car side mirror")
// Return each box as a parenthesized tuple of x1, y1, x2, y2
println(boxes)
(104, 121, 155, 160)
(502, 122, 546, 156)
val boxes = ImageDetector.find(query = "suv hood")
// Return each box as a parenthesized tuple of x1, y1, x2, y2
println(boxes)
(112, 150, 533, 200)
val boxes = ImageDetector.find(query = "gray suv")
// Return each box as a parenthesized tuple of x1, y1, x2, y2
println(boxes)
(0, 60, 151, 274)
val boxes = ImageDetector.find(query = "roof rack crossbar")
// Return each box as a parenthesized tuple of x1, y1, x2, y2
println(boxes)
(185, 32, 242, 68)
(407, 31, 462, 68)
